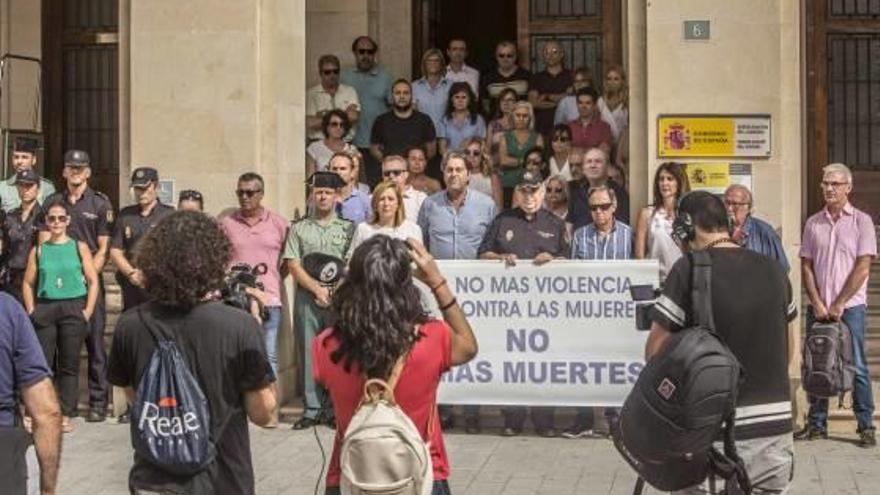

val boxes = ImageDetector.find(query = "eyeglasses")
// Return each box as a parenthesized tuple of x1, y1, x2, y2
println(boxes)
(382, 169, 406, 178)
(821, 180, 849, 188)
(724, 200, 750, 208)
(236, 188, 262, 198)
(552, 136, 570, 142)
(328, 121, 345, 128)
(322, 68, 340, 75)
(589, 203, 613, 212)
(47, 214, 69, 223)
(357, 48, 376, 55)
(497, 52, 515, 59)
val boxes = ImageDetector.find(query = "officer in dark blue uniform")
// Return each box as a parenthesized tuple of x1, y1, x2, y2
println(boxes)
(0, 170, 45, 302)
(42, 149, 114, 422)
(110, 167, 173, 311)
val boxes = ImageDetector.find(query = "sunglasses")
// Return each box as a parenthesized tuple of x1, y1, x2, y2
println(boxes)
(552, 136, 570, 142)
(357, 48, 376, 55)
(322, 68, 340, 75)
(383, 169, 406, 178)
(179, 190, 203, 201)
(236, 189, 262, 198)
(547, 187, 564, 193)
(466, 150, 482, 156)
(47, 214, 69, 223)
(589, 203, 613, 212)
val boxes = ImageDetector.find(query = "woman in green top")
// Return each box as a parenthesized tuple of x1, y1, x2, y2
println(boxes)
(497, 101, 544, 208)
(22, 200, 99, 432)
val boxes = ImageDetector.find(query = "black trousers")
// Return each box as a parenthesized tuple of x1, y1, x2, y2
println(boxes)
(503, 406, 556, 431)
(32, 298, 88, 416)
(86, 281, 108, 409)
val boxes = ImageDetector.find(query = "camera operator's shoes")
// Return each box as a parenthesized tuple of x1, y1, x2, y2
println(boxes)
(793, 424, 827, 441)
(859, 428, 877, 448)
(291, 417, 319, 430)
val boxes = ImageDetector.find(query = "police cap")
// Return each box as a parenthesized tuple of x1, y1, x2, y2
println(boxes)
(64, 149, 91, 167)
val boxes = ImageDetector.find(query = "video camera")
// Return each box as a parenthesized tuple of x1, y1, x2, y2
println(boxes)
(629, 284, 661, 331)
(222, 262, 269, 321)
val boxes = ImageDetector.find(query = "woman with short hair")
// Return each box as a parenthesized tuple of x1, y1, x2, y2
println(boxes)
(346, 181, 423, 258)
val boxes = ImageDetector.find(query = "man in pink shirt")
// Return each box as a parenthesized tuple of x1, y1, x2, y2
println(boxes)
(221, 173, 289, 383)
(567, 86, 612, 155)
(798, 163, 877, 447)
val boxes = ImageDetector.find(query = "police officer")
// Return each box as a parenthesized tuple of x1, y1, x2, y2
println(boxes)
(0, 170, 45, 302)
(0, 137, 55, 213)
(478, 170, 568, 437)
(42, 149, 113, 423)
(284, 171, 354, 429)
(109, 167, 173, 311)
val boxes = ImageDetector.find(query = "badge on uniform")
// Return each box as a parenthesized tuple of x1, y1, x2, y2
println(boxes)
(124, 225, 132, 239)
(106, 209, 114, 223)
(505, 230, 514, 242)
(537, 231, 554, 239)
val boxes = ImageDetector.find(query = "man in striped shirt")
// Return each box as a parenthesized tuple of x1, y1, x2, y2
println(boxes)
(570, 185, 632, 261)
(563, 185, 632, 439)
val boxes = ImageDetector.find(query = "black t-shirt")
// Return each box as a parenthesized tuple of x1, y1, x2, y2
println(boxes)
(481, 67, 532, 114)
(567, 179, 630, 230)
(1, 204, 43, 270)
(108, 302, 275, 494)
(529, 69, 573, 136)
(370, 110, 437, 156)
(650, 248, 797, 440)
(478, 208, 568, 259)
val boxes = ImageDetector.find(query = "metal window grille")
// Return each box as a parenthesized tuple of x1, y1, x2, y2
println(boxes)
(65, 0, 119, 30)
(828, 0, 880, 17)
(827, 34, 880, 171)
(63, 45, 118, 174)
(530, 34, 602, 80)
(530, 0, 600, 20)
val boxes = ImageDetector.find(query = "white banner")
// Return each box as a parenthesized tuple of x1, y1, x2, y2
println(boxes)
(432, 260, 659, 407)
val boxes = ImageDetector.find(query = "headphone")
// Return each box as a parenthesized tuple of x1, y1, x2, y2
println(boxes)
(670, 190, 730, 244)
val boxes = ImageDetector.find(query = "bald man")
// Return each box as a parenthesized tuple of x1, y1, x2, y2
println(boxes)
(723, 184, 789, 271)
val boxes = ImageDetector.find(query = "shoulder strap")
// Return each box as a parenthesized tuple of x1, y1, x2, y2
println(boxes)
(136, 306, 174, 345)
(690, 250, 715, 331)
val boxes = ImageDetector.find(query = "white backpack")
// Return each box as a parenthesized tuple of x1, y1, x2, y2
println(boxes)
(339, 356, 434, 495)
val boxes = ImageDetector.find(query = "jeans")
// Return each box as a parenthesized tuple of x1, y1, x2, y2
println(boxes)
(806, 304, 875, 431)
(326, 479, 451, 495)
(32, 298, 88, 416)
(263, 306, 282, 377)
(672, 433, 794, 494)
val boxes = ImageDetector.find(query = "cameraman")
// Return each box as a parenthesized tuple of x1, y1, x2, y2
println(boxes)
(645, 191, 796, 494)
(108, 211, 276, 494)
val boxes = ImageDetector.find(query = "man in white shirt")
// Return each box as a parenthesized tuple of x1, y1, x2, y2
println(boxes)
(446, 38, 480, 97)
(381, 155, 426, 223)
(306, 54, 360, 141)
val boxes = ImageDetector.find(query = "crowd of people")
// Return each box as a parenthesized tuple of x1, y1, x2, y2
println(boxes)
(0, 33, 875, 495)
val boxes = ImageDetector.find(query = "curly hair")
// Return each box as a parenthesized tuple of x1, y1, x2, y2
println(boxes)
(135, 211, 230, 310)
(329, 235, 428, 378)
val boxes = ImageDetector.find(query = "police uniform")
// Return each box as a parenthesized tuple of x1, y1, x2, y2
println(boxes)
(0, 203, 43, 302)
(284, 172, 354, 424)
(42, 149, 114, 417)
(478, 180, 568, 434)
(0, 176, 55, 213)
(111, 202, 173, 310)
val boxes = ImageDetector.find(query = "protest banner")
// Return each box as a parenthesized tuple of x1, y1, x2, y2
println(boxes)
(433, 259, 659, 407)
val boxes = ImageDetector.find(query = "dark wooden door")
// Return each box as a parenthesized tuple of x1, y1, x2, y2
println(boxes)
(43, 0, 120, 208)
(807, 1, 880, 223)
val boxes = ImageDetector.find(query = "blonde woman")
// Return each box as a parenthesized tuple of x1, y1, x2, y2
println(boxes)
(497, 101, 543, 208)
(461, 137, 503, 209)
(544, 174, 570, 220)
(598, 65, 629, 143)
(346, 181, 422, 258)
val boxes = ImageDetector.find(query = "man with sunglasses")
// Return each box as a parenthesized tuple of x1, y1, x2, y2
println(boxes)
(220, 173, 288, 412)
(0, 137, 55, 213)
(285, 171, 354, 429)
(381, 155, 425, 223)
(307, 54, 360, 143)
(41, 149, 113, 423)
(566, 147, 630, 232)
(0, 170, 45, 302)
(479, 171, 566, 437)
(798, 163, 877, 446)
(342, 36, 392, 184)
(481, 40, 531, 116)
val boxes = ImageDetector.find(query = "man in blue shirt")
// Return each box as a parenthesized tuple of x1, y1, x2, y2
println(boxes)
(0, 293, 61, 494)
(418, 152, 496, 434)
(341, 36, 392, 185)
(724, 184, 789, 271)
(329, 153, 371, 225)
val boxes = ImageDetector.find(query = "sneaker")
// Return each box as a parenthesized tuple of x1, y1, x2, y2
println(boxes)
(561, 426, 594, 439)
(858, 428, 877, 448)
(500, 427, 522, 437)
(793, 424, 827, 441)
(291, 417, 319, 430)
(85, 408, 106, 423)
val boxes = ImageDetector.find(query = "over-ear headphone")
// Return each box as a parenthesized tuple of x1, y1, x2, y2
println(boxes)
(670, 190, 729, 243)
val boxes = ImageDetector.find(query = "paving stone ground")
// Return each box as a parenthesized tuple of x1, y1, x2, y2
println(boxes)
(46, 419, 880, 494)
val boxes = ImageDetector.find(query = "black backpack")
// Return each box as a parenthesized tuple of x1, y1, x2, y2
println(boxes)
(802, 319, 854, 399)
(612, 250, 751, 495)
(131, 307, 215, 476)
